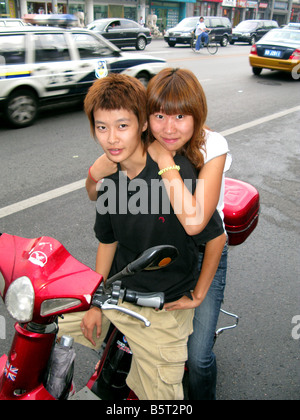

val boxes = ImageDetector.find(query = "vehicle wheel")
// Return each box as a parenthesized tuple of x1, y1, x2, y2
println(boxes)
(5, 89, 38, 128)
(207, 42, 218, 55)
(252, 67, 262, 76)
(221, 36, 228, 47)
(230, 40, 235, 45)
(168, 41, 176, 47)
(136, 71, 150, 87)
(250, 36, 256, 45)
(136, 37, 146, 51)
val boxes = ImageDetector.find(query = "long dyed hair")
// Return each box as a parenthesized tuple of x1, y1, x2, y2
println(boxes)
(147, 68, 208, 170)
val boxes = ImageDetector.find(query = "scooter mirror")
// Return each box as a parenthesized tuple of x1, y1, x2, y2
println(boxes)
(105, 245, 179, 289)
(127, 245, 179, 273)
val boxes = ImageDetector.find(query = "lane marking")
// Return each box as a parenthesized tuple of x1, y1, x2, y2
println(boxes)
(1, 105, 299, 219)
(0, 180, 85, 219)
(221, 105, 300, 137)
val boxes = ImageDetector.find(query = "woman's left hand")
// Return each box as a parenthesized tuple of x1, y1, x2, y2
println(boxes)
(163, 293, 202, 311)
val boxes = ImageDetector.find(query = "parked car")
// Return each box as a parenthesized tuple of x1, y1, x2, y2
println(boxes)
(249, 28, 300, 76)
(0, 26, 166, 128)
(164, 16, 232, 47)
(0, 18, 31, 27)
(231, 19, 279, 45)
(86, 18, 151, 50)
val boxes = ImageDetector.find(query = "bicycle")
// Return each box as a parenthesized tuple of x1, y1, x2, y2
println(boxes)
(191, 31, 219, 55)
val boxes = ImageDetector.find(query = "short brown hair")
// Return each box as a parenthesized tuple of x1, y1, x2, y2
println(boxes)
(84, 73, 147, 140)
(147, 68, 208, 170)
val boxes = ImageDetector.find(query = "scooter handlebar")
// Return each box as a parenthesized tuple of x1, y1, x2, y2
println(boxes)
(121, 289, 164, 310)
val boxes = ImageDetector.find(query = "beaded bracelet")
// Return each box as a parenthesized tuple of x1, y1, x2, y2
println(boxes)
(88, 166, 98, 183)
(158, 165, 180, 176)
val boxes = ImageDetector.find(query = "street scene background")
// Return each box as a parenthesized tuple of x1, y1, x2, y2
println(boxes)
(0, 40, 299, 400)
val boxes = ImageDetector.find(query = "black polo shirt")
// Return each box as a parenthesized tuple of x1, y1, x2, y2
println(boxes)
(94, 153, 223, 302)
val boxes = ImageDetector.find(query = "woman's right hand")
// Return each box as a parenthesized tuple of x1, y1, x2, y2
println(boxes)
(90, 154, 118, 181)
(148, 140, 175, 167)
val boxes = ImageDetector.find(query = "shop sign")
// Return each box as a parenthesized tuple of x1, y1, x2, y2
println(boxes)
(222, 0, 237, 7)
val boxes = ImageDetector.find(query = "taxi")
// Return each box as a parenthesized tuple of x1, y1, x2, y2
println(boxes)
(249, 28, 300, 78)
(0, 26, 166, 128)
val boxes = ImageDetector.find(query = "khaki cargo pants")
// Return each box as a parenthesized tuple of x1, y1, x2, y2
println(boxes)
(104, 301, 194, 400)
(58, 311, 110, 351)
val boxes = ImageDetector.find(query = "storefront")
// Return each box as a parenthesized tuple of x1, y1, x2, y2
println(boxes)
(147, 0, 196, 32)
(194, 0, 223, 17)
(1, 0, 17, 17)
(222, 0, 236, 21)
(23, 0, 137, 19)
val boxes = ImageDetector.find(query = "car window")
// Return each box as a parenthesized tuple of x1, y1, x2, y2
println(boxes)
(71, 32, 114, 59)
(222, 18, 231, 28)
(5, 20, 23, 27)
(121, 20, 138, 29)
(34, 33, 70, 63)
(236, 21, 258, 31)
(176, 17, 199, 30)
(210, 18, 223, 28)
(0, 34, 26, 64)
(108, 21, 121, 29)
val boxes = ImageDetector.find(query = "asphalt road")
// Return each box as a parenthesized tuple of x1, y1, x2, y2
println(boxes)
(0, 40, 299, 400)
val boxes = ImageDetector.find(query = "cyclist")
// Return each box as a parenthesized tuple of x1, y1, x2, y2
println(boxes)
(195, 17, 209, 51)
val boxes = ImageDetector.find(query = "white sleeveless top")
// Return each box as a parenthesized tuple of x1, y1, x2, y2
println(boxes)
(200, 129, 232, 223)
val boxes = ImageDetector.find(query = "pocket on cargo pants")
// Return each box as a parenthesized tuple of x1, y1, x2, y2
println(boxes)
(157, 344, 188, 400)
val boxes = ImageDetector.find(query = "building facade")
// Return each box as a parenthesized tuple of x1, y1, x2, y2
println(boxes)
(1, 0, 299, 28)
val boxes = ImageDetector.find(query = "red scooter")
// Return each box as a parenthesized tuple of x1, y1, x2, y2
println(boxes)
(0, 232, 176, 400)
(0, 178, 259, 400)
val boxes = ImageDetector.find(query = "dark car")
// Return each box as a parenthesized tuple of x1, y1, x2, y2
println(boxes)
(249, 28, 300, 77)
(164, 16, 232, 47)
(231, 19, 279, 45)
(86, 18, 151, 50)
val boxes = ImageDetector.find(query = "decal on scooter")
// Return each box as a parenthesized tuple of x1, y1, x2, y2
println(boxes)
(117, 338, 132, 355)
(28, 250, 48, 267)
(4, 361, 18, 382)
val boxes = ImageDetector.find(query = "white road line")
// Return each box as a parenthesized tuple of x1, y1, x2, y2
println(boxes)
(1, 105, 300, 219)
(0, 180, 85, 219)
(220, 105, 300, 137)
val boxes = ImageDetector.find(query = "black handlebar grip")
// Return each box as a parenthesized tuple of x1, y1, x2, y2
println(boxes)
(123, 289, 165, 310)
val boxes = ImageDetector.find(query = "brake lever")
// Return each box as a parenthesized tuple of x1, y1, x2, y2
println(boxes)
(101, 299, 151, 327)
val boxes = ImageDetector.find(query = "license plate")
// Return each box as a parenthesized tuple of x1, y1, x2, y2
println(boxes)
(264, 49, 282, 58)
(169, 37, 176, 41)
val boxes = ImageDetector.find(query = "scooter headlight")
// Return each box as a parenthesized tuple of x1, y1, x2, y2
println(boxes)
(5, 276, 35, 322)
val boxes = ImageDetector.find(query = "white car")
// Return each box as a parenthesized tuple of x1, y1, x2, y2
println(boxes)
(0, 26, 166, 128)
(0, 18, 31, 27)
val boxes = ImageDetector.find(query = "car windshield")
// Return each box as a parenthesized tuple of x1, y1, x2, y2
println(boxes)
(235, 21, 258, 31)
(175, 17, 199, 29)
(87, 21, 108, 31)
(262, 29, 300, 44)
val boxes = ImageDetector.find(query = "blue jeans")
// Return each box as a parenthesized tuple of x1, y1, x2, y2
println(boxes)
(196, 32, 209, 50)
(187, 244, 228, 400)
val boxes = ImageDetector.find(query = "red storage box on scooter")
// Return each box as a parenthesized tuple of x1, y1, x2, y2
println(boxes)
(224, 178, 260, 246)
